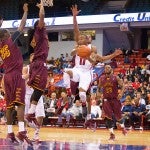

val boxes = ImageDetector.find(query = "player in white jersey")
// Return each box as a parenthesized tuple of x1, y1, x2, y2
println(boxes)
(22, 53, 45, 142)
(63, 5, 122, 130)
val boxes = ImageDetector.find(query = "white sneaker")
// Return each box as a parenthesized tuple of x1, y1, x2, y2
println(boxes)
(139, 126, 143, 130)
(33, 128, 39, 141)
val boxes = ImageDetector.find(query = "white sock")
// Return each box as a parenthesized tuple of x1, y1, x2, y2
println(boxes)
(7, 125, 13, 133)
(109, 128, 114, 134)
(87, 114, 91, 120)
(28, 104, 37, 114)
(18, 121, 25, 132)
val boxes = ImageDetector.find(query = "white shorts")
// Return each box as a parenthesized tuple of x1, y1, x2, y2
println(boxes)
(65, 67, 93, 91)
(25, 90, 45, 118)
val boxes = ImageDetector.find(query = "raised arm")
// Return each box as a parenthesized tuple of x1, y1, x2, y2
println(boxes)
(71, 5, 81, 43)
(18, 3, 28, 32)
(36, 1, 45, 28)
(96, 48, 123, 62)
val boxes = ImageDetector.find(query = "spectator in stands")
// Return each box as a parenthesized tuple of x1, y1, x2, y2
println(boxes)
(140, 69, 149, 83)
(130, 98, 146, 130)
(124, 55, 130, 64)
(56, 91, 69, 127)
(119, 66, 126, 79)
(132, 77, 141, 90)
(135, 91, 146, 105)
(43, 92, 57, 125)
(0, 3, 31, 144)
(126, 67, 134, 82)
(91, 99, 102, 119)
(65, 53, 72, 62)
(46, 72, 55, 96)
(44, 92, 57, 117)
(124, 81, 135, 99)
(130, 59, 138, 68)
(90, 80, 98, 96)
(65, 99, 82, 127)
(47, 57, 55, 66)
(132, 66, 141, 78)
(121, 96, 133, 130)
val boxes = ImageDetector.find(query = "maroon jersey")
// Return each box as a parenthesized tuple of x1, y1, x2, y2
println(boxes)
(99, 74, 118, 99)
(0, 31, 25, 108)
(33, 27, 49, 63)
(0, 36, 23, 73)
(28, 26, 49, 91)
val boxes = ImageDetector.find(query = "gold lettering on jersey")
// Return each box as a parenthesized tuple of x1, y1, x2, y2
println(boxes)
(0, 45, 10, 60)
(104, 82, 113, 93)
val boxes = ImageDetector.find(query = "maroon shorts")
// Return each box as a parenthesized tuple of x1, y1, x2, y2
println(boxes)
(102, 98, 122, 121)
(4, 71, 25, 108)
(28, 61, 48, 92)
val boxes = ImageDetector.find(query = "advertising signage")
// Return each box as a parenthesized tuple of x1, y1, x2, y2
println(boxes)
(1, 12, 150, 29)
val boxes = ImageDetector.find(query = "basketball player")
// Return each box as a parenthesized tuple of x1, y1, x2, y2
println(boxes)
(0, 3, 32, 145)
(22, 53, 45, 142)
(63, 5, 122, 129)
(25, 1, 49, 128)
(98, 64, 127, 140)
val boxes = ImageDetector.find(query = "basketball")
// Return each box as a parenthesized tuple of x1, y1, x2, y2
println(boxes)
(76, 45, 91, 58)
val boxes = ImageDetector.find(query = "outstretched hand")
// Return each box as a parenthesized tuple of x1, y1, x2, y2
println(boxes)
(114, 48, 123, 56)
(23, 3, 28, 12)
(36, 0, 44, 9)
(71, 4, 81, 16)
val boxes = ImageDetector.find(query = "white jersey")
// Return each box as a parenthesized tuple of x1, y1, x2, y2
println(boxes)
(74, 55, 93, 71)
(25, 65, 34, 95)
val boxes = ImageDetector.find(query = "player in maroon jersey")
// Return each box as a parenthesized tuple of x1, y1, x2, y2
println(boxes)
(0, 4, 32, 145)
(25, 1, 49, 129)
(98, 64, 127, 141)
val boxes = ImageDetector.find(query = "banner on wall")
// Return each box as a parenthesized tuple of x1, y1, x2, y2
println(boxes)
(1, 12, 150, 29)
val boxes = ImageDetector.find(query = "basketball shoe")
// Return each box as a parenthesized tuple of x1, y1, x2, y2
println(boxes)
(6, 132, 19, 144)
(16, 130, 32, 146)
(109, 133, 115, 141)
(25, 113, 40, 129)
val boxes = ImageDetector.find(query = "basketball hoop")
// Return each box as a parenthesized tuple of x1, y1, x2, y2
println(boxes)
(42, 0, 53, 7)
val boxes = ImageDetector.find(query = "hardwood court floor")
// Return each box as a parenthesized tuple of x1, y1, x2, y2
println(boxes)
(0, 125, 150, 146)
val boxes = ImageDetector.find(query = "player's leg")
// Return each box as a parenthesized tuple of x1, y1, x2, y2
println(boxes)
(16, 104, 32, 145)
(102, 100, 116, 140)
(6, 107, 19, 143)
(112, 99, 127, 136)
(25, 89, 43, 128)
(33, 96, 45, 142)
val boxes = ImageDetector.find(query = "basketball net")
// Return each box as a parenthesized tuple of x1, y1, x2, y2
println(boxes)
(42, 0, 53, 7)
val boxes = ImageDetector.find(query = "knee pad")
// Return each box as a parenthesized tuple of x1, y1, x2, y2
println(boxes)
(30, 89, 43, 102)
(79, 92, 86, 103)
